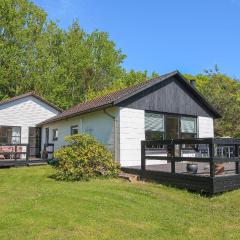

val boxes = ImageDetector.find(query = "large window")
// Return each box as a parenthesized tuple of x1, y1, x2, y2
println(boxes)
(145, 112, 164, 140)
(145, 112, 197, 141)
(0, 126, 21, 144)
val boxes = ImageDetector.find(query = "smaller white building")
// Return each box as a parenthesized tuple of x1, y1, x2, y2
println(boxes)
(0, 92, 61, 158)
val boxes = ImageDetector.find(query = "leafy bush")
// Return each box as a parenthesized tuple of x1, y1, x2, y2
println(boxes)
(53, 134, 120, 181)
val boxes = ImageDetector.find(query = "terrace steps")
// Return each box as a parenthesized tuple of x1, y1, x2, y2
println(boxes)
(118, 172, 140, 182)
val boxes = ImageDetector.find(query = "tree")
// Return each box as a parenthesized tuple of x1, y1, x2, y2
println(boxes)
(185, 70, 240, 137)
(86, 70, 159, 100)
(0, 0, 127, 109)
(0, 0, 46, 99)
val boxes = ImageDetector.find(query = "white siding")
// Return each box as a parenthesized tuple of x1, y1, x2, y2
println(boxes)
(198, 116, 214, 138)
(0, 96, 60, 144)
(118, 108, 145, 167)
(118, 108, 167, 167)
(42, 108, 117, 154)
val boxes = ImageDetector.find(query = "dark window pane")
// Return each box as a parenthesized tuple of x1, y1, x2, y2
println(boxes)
(145, 130, 164, 141)
(71, 126, 78, 135)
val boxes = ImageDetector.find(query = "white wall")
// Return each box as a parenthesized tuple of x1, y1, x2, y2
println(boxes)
(118, 108, 168, 167)
(41, 107, 117, 154)
(0, 96, 60, 143)
(118, 108, 145, 167)
(198, 116, 214, 138)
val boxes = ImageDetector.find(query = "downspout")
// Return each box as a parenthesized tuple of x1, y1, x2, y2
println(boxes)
(103, 109, 116, 159)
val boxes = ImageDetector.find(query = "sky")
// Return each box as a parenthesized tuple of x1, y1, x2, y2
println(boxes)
(33, 0, 240, 78)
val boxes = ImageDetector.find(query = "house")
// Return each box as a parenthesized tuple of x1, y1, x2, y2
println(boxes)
(0, 71, 220, 166)
(36, 71, 220, 167)
(0, 92, 62, 159)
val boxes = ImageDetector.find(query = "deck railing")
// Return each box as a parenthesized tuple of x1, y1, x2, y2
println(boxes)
(0, 144, 29, 162)
(141, 138, 240, 177)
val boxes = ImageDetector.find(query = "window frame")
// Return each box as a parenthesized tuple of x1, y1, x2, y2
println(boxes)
(145, 112, 165, 141)
(70, 125, 79, 135)
(0, 126, 21, 144)
(179, 116, 197, 139)
(144, 111, 198, 141)
(52, 128, 58, 141)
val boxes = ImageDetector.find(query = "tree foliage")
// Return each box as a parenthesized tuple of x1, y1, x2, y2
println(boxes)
(0, 0, 127, 108)
(1, 0, 240, 137)
(185, 69, 240, 137)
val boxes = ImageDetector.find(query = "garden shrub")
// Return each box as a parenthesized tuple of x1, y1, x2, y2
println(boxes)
(53, 134, 120, 181)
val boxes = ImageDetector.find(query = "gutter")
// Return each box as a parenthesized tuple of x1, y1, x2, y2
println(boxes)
(103, 108, 116, 159)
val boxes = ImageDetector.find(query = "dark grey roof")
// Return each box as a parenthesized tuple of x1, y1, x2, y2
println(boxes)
(38, 70, 221, 125)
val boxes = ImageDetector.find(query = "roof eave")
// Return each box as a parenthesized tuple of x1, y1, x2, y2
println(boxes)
(37, 103, 114, 126)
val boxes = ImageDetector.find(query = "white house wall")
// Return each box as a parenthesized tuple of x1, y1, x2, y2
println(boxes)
(0, 96, 60, 143)
(41, 107, 117, 154)
(198, 116, 214, 138)
(118, 107, 168, 167)
(118, 108, 145, 167)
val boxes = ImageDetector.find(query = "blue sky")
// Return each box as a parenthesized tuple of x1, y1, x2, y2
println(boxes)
(33, 0, 240, 78)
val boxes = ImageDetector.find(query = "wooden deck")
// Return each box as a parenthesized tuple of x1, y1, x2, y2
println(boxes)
(123, 163, 240, 195)
(0, 143, 51, 167)
(0, 158, 47, 167)
(123, 138, 240, 195)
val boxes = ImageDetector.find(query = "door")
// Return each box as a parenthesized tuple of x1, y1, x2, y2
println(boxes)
(28, 127, 41, 158)
(45, 128, 49, 144)
(165, 116, 179, 139)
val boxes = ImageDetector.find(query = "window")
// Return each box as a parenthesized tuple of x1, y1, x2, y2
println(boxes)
(145, 112, 164, 140)
(52, 129, 58, 141)
(180, 117, 197, 149)
(180, 117, 197, 139)
(145, 112, 197, 140)
(0, 126, 21, 144)
(71, 125, 78, 135)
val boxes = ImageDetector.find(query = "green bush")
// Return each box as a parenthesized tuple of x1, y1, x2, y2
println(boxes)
(53, 134, 120, 181)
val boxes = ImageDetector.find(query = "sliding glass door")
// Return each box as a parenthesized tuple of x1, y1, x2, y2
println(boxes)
(165, 116, 179, 139)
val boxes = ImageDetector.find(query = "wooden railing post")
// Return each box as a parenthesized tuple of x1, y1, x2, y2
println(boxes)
(209, 142, 215, 177)
(141, 141, 146, 171)
(235, 144, 239, 174)
(14, 145, 17, 164)
(26, 144, 29, 162)
(171, 141, 175, 173)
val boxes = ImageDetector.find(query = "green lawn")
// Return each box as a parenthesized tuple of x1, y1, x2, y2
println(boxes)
(0, 167, 240, 240)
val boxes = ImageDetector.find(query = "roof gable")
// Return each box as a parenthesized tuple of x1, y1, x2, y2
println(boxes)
(0, 92, 62, 112)
(38, 71, 220, 125)
(117, 75, 216, 117)
(115, 71, 220, 118)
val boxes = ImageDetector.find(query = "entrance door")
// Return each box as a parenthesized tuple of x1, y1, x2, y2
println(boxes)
(165, 116, 179, 139)
(28, 127, 41, 158)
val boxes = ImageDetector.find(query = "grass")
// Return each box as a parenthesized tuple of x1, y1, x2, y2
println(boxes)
(0, 167, 240, 240)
